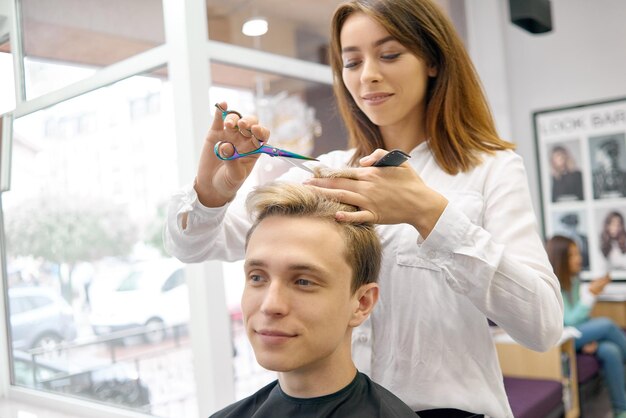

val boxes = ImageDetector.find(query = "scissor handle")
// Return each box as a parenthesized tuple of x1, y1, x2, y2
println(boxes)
(215, 103, 242, 120)
(214, 141, 268, 161)
(212, 104, 318, 163)
(215, 103, 261, 143)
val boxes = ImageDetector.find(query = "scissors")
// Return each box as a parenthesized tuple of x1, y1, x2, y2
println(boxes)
(214, 103, 318, 174)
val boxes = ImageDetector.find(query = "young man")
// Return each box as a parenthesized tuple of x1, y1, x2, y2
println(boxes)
(210, 182, 417, 418)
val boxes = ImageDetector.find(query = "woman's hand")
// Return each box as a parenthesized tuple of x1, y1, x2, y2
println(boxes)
(589, 273, 612, 295)
(305, 149, 448, 238)
(195, 102, 270, 208)
(581, 341, 598, 355)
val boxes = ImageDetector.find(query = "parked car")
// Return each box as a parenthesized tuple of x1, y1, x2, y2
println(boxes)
(90, 258, 189, 344)
(13, 349, 151, 412)
(9, 286, 78, 351)
(90, 258, 243, 348)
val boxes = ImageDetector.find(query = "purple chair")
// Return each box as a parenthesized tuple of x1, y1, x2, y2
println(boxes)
(576, 352, 604, 417)
(503, 376, 564, 418)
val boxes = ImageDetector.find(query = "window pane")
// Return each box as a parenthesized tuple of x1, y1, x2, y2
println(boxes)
(4, 66, 198, 417)
(206, 0, 340, 64)
(0, 40, 16, 114)
(209, 61, 346, 179)
(19, 0, 165, 99)
(210, 62, 347, 400)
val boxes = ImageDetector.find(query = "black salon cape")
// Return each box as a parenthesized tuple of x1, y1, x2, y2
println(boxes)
(209, 371, 418, 418)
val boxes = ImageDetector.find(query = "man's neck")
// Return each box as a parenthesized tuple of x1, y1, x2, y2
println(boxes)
(277, 346, 357, 398)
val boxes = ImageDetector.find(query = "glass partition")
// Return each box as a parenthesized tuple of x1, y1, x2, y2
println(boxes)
(209, 62, 345, 400)
(206, 0, 340, 64)
(3, 66, 199, 416)
(0, 39, 15, 114)
(19, 0, 165, 99)
(209, 61, 346, 176)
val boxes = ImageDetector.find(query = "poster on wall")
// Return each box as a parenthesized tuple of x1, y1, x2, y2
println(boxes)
(535, 97, 626, 280)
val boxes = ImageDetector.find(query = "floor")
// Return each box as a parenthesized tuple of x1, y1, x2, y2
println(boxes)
(581, 383, 613, 418)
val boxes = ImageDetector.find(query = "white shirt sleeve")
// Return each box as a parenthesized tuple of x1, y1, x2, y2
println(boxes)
(579, 282, 597, 307)
(163, 181, 251, 263)
(420, 152, 564, 351)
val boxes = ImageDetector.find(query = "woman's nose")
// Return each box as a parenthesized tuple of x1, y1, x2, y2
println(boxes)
(360, 58, 382, 84)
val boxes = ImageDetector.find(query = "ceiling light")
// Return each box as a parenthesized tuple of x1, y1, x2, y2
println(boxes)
(242, 17, 268, 37)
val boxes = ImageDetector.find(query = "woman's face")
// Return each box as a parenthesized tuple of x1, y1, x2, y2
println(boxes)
(551, 150, 566, 171)
(339, 12, 436, 133)
(568, 244, 582, 275)
(608, 215, 623, 238)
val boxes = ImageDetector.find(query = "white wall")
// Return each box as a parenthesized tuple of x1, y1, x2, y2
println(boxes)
(467, 0, 626, 233)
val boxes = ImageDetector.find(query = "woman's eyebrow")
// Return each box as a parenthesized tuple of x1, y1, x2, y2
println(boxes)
(341, 36, 396, 53)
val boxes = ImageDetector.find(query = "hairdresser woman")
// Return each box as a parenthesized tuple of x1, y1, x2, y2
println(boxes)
(164, 1, 563, 417)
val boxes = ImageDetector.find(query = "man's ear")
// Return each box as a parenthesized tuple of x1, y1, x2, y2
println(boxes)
(349, 283, 379, 328)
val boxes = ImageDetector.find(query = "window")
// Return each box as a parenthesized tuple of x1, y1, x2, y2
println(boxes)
(0, 40, 15, 113)
(209, 62, 346, 400)
(209, 62, 346, 173)
(116, 272, 141, 292)
(206, 0, 339, 64)
(19, 0, 166, 99)
(162, 269, 185, 293)
(1, 2, 337, 416)
(4, 67, 196, 416)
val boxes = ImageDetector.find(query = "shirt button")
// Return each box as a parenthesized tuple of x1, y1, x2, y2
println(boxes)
(357, 334, 369, 343)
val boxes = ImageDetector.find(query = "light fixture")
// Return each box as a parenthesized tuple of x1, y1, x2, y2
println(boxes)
(242, 17, 268, 37)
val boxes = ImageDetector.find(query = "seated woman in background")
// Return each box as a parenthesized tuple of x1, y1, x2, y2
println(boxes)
(546, 235, 626, 418)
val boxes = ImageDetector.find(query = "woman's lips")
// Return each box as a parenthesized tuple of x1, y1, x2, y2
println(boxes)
(361, 93, 393, 105)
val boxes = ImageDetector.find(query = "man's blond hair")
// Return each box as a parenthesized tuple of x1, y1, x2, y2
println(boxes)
(245, 181, 381, 293)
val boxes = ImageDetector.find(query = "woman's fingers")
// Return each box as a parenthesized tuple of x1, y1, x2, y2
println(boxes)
(306, 184, 365, 206)
(306, 171, 363, 188)
(336, 209, 377, 223)
(210, 102, 228, 131)
(306, 184, 378, 224)
(212, 110, 267, 154)
(216, 141, 236, 158)
(359, 148, 392, 167)
(250, 124, 270, 143)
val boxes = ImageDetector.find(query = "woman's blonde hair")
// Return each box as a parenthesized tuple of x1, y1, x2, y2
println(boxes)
(329, 0, 515, 174)
(245, 181, 381, 293)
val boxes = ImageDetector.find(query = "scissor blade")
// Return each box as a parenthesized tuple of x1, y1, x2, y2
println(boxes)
(282, 156, 315, 174)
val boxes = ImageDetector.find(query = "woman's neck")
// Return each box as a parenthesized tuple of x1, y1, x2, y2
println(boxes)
(379, 119, 427, 153)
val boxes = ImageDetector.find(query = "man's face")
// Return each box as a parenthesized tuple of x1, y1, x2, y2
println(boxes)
(242, 216, 358, 373)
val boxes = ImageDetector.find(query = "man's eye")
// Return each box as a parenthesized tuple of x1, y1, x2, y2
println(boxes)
(248, 274, 265, 284)
(295, 278, 313, 286)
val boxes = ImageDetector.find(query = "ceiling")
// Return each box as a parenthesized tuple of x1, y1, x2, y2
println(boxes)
(0, 0, 457, 91)
(206, 0, 343, 36)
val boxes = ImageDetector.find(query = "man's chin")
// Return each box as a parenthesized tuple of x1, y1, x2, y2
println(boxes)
(254, 353, 297, 373)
